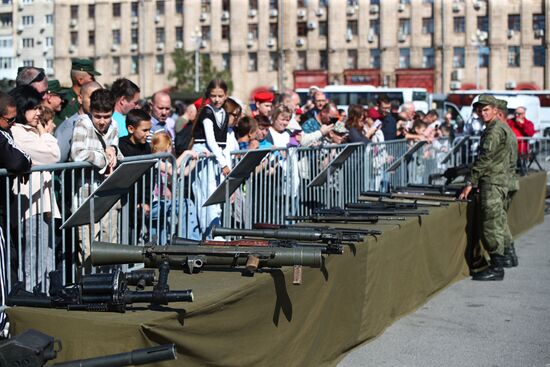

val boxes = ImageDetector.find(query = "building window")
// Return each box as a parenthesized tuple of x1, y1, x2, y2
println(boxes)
(22, 16, 33, 25)
(70, 5, 78, 19)
(478, 46, 489, 67)
(422, 18, 434, 34)
(248, 52, 257, 71)
(222, 53, 230, 70)
(112, 29, 121, 45)
(222, 0, 230, 11)
(176, 27, 183, 42)
(88, 4, 95, 18)
(347, 20, 358, 36)
(347, 49, 358, 69)
(113, 3, 121, 17)
(156, 1, 165, 16)
(175, 0, 183, 14)
(46, 59, 53, 70)
(297, 0, 308, 7)
(45, 14, 53, 24)
(0, 14, 12, 27)
(319, 21, 327, 37)
(88, 31, 95, 46)
(399, 19, 411, 35)
(477, 16, 488, 32)
(201, 0, 211, 13)
(453, 17, 465, 33)
(268, 52, 278, 71)
(70, 31, 78, 46)
(347, 0, 358, 6)
(112, 56, 120, 75)
(45, 37, 53, 47)
(320, 50, 328, 69)
(156, 28, 165, 43)
(533, 14, 545, 31)
(533, 46, 545, 66)
(0, 37, 12, 48)
(22, 38, 34, 48)
(508, 46, 520, 67)
(269, 0, 278, 10)
(508, 14, 520, 32)
(248, 24, 258, 39)
(453, 47, 465, 68)
(249, 0, 258, 10)
(155, 55, 164, 74)
(221, 25, 230, 40)
(319, 0, 328, 7)
(201, 26, 211, 40)
(296, 51, 307, 70)
(370, 49, 380, 68)
(297, 22, 307, 37)
(370, 19, 380, 35)
(422, 48, 434, 68)
(131, 56, 139, 74)
(131, 2, 139, 17)
(269, 23, 278, 38)
(23, 60, 33, 67)
(131, 29, 139, 44)
(0, 57, 12, 69)
(399, 48, 410, 68)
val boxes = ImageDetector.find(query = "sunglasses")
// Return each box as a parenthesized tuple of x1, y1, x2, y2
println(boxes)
(1, 115, 16, 124)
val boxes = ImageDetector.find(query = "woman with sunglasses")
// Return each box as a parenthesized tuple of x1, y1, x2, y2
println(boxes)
(9, 85, 60, 291)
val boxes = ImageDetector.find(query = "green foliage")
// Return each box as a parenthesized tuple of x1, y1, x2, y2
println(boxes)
(169, 50, 233, 94)
(0, 78, 15, 93)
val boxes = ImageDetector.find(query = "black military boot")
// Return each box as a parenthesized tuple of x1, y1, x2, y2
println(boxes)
(502, 247, 514, 268)
(472, 253, 505, 281)
(507, 242, 519, 267)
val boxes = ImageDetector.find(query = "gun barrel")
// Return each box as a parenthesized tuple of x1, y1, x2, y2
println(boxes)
(51, 343, 177, 367)
(286, 215, 379, 223)
(127, 290, 194, 304)
(91, 242, 145, 265)
(212, 226, 333, 242)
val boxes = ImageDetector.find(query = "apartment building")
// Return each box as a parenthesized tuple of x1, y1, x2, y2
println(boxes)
(0, 0, 54, 81)
(48, 0, 550, 100)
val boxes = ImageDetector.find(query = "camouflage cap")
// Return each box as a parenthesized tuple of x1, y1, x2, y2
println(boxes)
(71, 58, 101, 76)
(495, 99, 508, 113)
(473, 94, 498, 108)
(47, 79, 62, 95)
(333, 121, 349, 134)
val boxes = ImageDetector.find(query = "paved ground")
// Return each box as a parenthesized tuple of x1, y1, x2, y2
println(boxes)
(339, 213, 550, 367)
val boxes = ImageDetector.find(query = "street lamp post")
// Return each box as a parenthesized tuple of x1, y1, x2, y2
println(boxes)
(471, 30, 488, 89)
(191, 27, 202, 93)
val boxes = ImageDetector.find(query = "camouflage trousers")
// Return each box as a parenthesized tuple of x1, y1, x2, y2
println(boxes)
(479, 183, 513, 256)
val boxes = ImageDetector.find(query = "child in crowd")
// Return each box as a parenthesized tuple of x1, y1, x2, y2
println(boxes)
(266, 105, 292, 148)
(255, 115, 272, 149)
(39, 106, 56, 135)
(190, 79, 230, 237)
(234, 116, 258, 150)
(151, 131, 199, 243)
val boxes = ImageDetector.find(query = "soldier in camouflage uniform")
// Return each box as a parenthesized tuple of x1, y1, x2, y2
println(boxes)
(459, 95, 518, 281)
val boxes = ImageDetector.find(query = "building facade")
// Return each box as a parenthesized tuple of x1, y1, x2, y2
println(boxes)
(39, 0, 550, 100)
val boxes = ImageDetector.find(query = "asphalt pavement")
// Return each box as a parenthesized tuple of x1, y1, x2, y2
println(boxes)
(338, 213, 550, 367)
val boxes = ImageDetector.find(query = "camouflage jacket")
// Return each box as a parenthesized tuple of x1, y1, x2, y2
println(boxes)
(470, 118, 518, 190)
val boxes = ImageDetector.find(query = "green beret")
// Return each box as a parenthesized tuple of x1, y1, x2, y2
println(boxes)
(473, 94, 497, 109)
(47, 79, 62, 95)
(71, 58, 101, 76)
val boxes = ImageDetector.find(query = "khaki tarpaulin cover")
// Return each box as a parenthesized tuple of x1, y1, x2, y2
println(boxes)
(7, 172, 546, 367)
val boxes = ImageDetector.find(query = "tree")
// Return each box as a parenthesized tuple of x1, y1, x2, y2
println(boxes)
(169, 50, 233, 94)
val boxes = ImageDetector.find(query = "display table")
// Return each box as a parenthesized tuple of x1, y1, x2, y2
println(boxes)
(7, 172, 546, 367)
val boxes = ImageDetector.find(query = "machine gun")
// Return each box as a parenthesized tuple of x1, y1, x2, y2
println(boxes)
(344, 201, 418, 210)
(91, 241, 323, 285)
(211, 226, 363, 244)
(170, 236, 344, 255)
(428, 163, 472, 185)
(312, 207, 430, 217)
(394, 184, 462, 197)
(251, 223, 382, 237)
(0, 329, 176, 367)
(7, 264, 193, 313)
(285, 214, 406, 223)
(360, 190, 462, 203)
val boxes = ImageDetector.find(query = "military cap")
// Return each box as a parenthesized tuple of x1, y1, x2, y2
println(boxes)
(495, 99, 508, 113)
(71, 58, 101, 76)
(46, 79, 63, 95)
(333, 121, 349, 134)
(254, 91, 274, 103)
(473, 94, 497, 108)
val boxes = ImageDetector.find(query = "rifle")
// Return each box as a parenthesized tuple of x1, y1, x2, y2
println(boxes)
(7, 265, 193, 313)
(345, 201, 418, 210)
(285, 214, 406, 222)
(252, 223, 382, 236)
(313, 207, 430, 217)
(360, 190, 462, 203)
(358, 194, 446, 207)
(91, 241, 323, 285)
(0, 329, 176, 367)
(429, 163, 472, 185)
(170, 236, 344, 255)
(394, 184, 462, 197)
(211, 226, 363, 243)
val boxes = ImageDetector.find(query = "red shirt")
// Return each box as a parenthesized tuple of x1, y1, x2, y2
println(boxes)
(507, 118, 535, 155)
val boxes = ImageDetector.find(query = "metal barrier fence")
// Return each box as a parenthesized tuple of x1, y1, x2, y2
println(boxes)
(2, 135, 549, 292)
